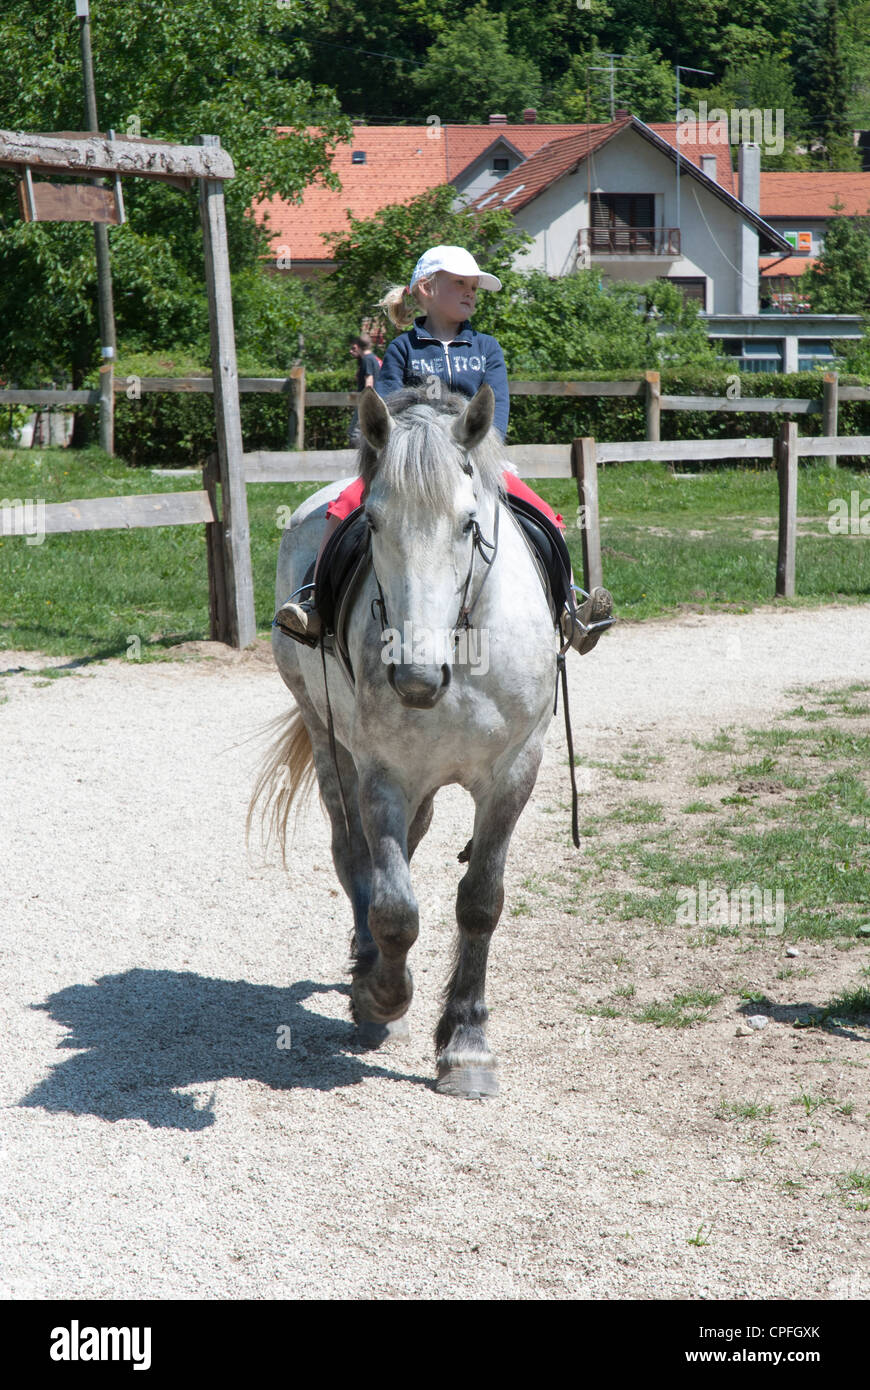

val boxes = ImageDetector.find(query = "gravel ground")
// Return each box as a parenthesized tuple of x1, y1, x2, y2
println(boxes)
(1, 603, 868, 1300)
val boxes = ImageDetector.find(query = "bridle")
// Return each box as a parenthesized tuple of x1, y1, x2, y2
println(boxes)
(368, 457, 500, 651)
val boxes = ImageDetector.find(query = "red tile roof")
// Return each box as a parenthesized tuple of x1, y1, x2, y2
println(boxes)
(647, 124, 735, 194)
(254, 123, 593, 262)
(258, 120, 861, 265)
(470, 122, 627, 213)
(760, 172, 870, 218)
(759, 255, 818, 277)
(471, 118, 739, 215)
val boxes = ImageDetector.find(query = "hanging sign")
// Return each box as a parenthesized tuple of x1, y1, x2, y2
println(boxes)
(17, 165, 125, 224)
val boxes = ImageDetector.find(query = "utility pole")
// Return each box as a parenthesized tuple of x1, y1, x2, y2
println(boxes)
(76, 0, 116, 454)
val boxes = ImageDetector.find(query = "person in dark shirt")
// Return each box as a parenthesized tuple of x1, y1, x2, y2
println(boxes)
(351, 333, 381, 392)
(348, 335, 381, 445)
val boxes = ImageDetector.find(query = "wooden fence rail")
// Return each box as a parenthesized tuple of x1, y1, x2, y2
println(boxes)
(3, 414, 867, 642)
(5, 371, 870, 456)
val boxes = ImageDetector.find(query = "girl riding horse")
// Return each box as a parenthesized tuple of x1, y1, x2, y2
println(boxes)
(275, 245, 613, 653)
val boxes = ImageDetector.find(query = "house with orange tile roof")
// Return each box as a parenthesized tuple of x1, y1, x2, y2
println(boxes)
(254, 111, 591, 275)
(758, 171, 870, 312)
(467, 115, 863, 371)
(254, 112, 864, 373)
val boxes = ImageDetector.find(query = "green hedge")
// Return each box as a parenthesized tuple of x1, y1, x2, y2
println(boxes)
(77, 365, 870, 467)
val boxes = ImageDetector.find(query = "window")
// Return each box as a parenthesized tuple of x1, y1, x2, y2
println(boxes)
(591, 193, 655, 251)
(493, 157, 510, 171)
(351, 151, 366, 164)
(798, 340, 834, 371)
(667, 277, 707, 310)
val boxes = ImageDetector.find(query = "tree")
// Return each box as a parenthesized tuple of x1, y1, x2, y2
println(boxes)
(799, 202, 870, 312)
(691, 53, 811, 170)
(321, 184, 532, 335)
(472, 269, 724, 373)
(0, 0, 351, 392)
(544, 37, 674, 123)
(791, 0, 861, 167)
(812, 0, 859, 166)
(408, 5, 542, 123)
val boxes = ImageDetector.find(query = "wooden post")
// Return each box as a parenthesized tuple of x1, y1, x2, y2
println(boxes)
(572, 437, 603, 592)
(645, 370, 661, 443)
(197, 135, 256, 649)
(203, 453, 229, 642)
(288, 364, 305, 450)
(822, 372, 838, 466)
(776, 421, 798, 599)
(98, 362, 114, 455)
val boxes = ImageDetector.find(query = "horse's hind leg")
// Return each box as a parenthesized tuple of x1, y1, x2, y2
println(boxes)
(435, 741, 544, 1099)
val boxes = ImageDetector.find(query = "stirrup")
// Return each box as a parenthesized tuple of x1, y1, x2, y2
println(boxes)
(563, 585, 615, 655)
(273, 584, 321, 647)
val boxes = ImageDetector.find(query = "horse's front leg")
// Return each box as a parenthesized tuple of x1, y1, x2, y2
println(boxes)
(435, 739, 545, 1099)
(351, 766, 419, 1028)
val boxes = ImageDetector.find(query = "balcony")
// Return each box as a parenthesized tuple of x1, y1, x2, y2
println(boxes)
(578, 227, 681, 258)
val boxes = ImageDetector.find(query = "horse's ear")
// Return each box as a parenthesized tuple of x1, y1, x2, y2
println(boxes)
(452, 384, 494, 450)
(358, 387, 392, 451)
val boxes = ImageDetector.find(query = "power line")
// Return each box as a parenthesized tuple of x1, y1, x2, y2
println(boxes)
(289, 36, 427, 69)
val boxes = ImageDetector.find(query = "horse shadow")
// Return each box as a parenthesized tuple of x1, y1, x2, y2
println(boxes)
(20, 968, 431, 1130)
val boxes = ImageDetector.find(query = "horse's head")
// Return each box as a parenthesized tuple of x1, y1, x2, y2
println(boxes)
(356, 383, 503, 709)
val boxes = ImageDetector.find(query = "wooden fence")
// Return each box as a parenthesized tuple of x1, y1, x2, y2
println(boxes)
(2, 386, 868, 643)
(5, 370, 870, 452)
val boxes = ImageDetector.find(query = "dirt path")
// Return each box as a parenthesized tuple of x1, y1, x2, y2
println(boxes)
(1, 604, 868, 1300)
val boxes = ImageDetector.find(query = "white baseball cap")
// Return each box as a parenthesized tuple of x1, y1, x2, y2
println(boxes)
(409, 245, 502, 292)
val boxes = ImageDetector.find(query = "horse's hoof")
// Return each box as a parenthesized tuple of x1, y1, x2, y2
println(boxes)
(351, 972, 413, 1027)
(356, 1016, 410, 1049)
(436, 1064, 499, 1100)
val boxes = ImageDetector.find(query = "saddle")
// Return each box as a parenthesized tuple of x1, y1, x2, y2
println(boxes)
(292, 495, 575, 687)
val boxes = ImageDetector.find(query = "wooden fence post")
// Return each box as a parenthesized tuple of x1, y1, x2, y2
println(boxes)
(776, 421, 798, 598)
(822, 372, 838, 466)
(203, 452, 229, 642)
(197, 135, 256, 650)
(572, 437, 603, 593)
(288, 364, 305, 450)
(645, 370, 660, 443)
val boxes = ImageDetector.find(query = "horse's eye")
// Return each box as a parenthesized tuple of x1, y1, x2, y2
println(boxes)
(365, 513, 378, 532)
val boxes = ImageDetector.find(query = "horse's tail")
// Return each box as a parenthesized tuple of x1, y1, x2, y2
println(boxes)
(245, 705, 318, 867)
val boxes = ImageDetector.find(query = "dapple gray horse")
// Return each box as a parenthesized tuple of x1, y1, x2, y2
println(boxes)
(250, 383, 558, 1098)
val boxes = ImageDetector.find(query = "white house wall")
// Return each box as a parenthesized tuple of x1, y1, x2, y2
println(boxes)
(509, 128, 753, 313)
(454, 140, 525, 203)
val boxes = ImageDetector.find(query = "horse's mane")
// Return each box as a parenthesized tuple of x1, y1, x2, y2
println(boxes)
(358, 383, 506, 511)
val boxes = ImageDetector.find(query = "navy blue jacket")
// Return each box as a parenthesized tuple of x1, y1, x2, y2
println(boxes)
(374, 316, 510, 440)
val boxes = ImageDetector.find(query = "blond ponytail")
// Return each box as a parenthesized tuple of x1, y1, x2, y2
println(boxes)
(376, 273, 439, 330)
(376, 284, 417, 330)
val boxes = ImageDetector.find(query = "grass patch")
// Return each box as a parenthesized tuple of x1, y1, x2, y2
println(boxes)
(635, 989, 722, 1027)
(835, 1171, 870, 1211)
(716, 1099, 775, 1121)
(605, 798, 664, 824)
